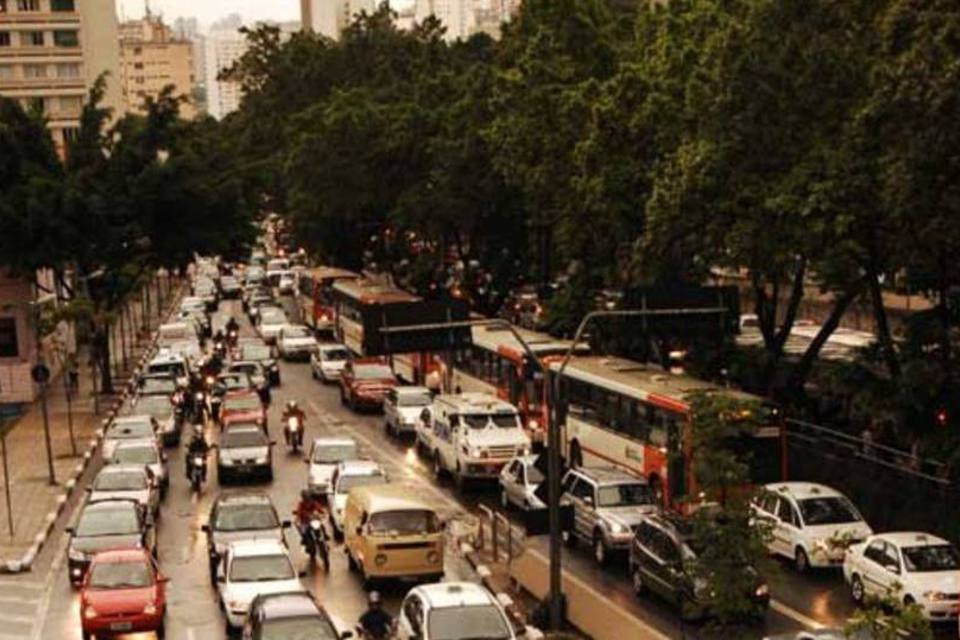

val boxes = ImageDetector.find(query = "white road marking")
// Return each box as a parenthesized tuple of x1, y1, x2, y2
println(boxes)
(770, 598, 825, 630)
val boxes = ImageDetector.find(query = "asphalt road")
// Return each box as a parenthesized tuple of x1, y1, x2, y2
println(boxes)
(0, 294, 947, 639)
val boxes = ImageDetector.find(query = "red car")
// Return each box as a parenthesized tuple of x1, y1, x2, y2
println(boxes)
(220, 389, 267, 431)
(339, 358, 398, 411)
(80, 548, 168, 639)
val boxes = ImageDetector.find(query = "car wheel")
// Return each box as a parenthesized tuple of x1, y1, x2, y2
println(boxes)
(593, 533, 608, 566)
(157, 620, 166, 639)
(385, 420, 392, 436)
(349, 393, 358, 412)
(850, 574, 865, 604)
(794, 547, 810, 573)
(82, 631, 93, 640)
(632, 566, 646, 596)
(339, 388, 346, 405)
(454, 464, 466, 491)
(311, 368, 317, 380)
(569, 441, 583, 469)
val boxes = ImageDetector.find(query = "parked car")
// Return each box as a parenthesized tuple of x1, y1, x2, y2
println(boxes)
(843, 532, 959, 621)
(752, 482, 873, 572)
(327, 460, 388, 538)
(385, 386, 433, 437)
(397, 582, 517, 640)
(243, 591, 344, 640)
(630, 511, 770, 620)
(560, 466, 657, 565)
(310, 343, 350, 382)
(79, 548, 168, 640)
(218, 423, 276, 484)
(339, 359, 399, 412)
(499, 454, 545, 511)
(203, 492, 290, 584)
(111, 439, 168, 495)
(66, 499, 156, 587)
(305, 437, 358, 496)
(216, 539, 304, 632)
(88, 465, 159, 517)
(276, 324, 317, 361)
(102, 416, 159, 463)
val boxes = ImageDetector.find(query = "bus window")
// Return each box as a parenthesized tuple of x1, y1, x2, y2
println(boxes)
(506, 366, 521, 405)
(648, 409, 670, 448)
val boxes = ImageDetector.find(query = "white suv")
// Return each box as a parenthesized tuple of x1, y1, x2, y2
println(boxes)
(417, 393, 530, 489)
(843, 532, 959, 621)
(397, 582, 517, 640)
(217, 539, 304, 632)
(752, 482, 873, 572)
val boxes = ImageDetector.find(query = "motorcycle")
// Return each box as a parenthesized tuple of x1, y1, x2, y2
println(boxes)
(213, 340, 227, 360)
(284, 415, 303, 452)
(226, 328, 239, 348)
(302, 518, 330, 571)
(188, 454, 206, 492)
(355, 622, 396, 640)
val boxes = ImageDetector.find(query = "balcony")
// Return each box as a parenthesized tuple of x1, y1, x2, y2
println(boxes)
(0, 45, 83, 60)
(0, 75, 84, 90)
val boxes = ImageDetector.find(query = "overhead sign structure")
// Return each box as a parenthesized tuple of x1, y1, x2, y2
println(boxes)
(362, 299, 473, 356)
(620, 285, 741, 338)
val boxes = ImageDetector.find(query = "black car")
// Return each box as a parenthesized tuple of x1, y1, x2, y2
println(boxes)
(629, 511, 770, 621)
(244, 592, 347, 640)
(66, 499, 156, 587)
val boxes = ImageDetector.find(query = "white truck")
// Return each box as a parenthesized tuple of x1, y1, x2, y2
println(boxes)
(417, 393, 531, 489)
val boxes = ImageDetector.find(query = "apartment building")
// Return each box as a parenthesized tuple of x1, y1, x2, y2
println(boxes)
(119, 15, 195, 118)
(301, 0, 375, 40)
(0, 0, 121, 153)
(204, 27, 247, 120)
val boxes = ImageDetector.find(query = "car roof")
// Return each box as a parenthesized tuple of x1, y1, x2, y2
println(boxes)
(83, 498, 140, 514)
(90, 548, 152, 564)
(436, 393, 517, 413)
(227, 538, 288, 557)
(414, 582, 496, 609)
(396, 386, 431, 395)
(764, 482, 844, 500)
(224, 423, 265, 436)
(114, 438, 158, 450)
(348, 484, 433, 513)
(96, 464, 148, 477)
(569, 466, 646, 485)
(215, 491, 273, 506)
(318, 342, 347, 351)
(112, 415, 153, 426)
(874, 531, 951, 548)
(254, 592, 322, 620)
(311, 436, 356, 448)
(337, 460, 383, 475)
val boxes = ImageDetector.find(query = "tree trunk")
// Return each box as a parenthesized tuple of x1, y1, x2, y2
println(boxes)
(789, 278, 867, 392)
(753, 278, 777, 352)
(868, 271, 900, 380)
(773, 258, 807, 354)
(95, 325, 113, 394)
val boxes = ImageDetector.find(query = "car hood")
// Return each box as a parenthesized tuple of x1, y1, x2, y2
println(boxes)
(905, 571, 960, 594)
(260, 323, 284, 334)
(804, 521, 873, 544)
(397, 407, 426, 422)
(223, 409, 264, 423)
(465, 428, 530, 449)
(85, 585, 158, 615)
(73, 533, 143, 556)
(89, 489, 151, 506)
(602, 505, 658, 529)
(320, 360, 346, 371)
(282, 337, 316, 348)
(221, 446, 269, 460)
(309, 464, 336, 488)
(211, 528, 283, 555)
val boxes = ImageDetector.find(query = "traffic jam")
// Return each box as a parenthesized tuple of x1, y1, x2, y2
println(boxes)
(56, 234, 960, 640)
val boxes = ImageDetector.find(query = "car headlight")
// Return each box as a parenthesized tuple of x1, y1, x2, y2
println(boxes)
(220, 458, 234, 466)
(755, 584, 769, 598)
(254, 456, 268, 465)
(69, 547, 87, 562)
(609, 522, 628, 535)
(528, 419, 539, 430)
(143, 603, 157, 615)
(813, 539, 829, 555)
(83, 605, 98, 620)
(924, 590, 947, 601)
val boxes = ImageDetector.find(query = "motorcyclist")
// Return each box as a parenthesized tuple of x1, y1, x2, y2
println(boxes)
(225, 317, 240, 346)
(358, 591, 393, 639)
(293, 489, 328, 539)
(282, 400, 306, 446)
(185, 425, 210, 481)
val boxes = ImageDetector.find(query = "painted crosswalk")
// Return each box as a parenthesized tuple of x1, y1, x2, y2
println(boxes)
(0, 576, 48, 639)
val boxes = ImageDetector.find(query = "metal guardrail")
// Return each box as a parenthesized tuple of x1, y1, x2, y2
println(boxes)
(476, 505, 525, 567)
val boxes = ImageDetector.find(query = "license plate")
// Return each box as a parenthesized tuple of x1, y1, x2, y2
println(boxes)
(110, 622, 132, 631)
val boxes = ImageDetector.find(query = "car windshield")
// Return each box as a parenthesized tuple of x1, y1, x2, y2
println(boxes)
(243, 345, 272, 360)
(223, 429, 266, 448)
(259, 617, 338, 640)
(398, 392, 432, 407)
(368, 510, 439, 536)
(220, 376, 248, 390)
(76, 507, 140, 537)
(230, 364, 259, 376)
(225, 396, 262, 412)
(229, 555, 294, 582)
(107, 421, 154, 440)
(462, 413, 519, 429)
(261, 311, 286, 324)
(214, 504, 279, 531)
(797, 497, 861, 525)
(140, 378, 176, 395)
(322, 348, 349, 361)
(88, 560, 152, 589)
(337, 473, 385, 493)
(312, 444, 357, 464)
(427, 605, 511, 640)
(597, 483, 653, 508)
(135, 397, 172, 416)
(95, 471, 146, 491)
(114, 446, 158, 465)
(284, 326, 312, 338)
(902, 544, 960, 572)
(354, 365, 394, 380)
(148, 362, 185, 377)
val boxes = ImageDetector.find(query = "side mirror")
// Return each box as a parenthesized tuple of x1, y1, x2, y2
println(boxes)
(201, 524, 210, 533)
(216, 574, 225, 584)
(356, 526, 363, 536)
(298, 569, 308, 578)
(885, 563, 900, 575)
(303, 459, 310, 464)
(340, 632, 354, 640)
(281, 520, 292, 529)
(583, 496, 594, 508)
(84, 486, 92, 492)
(157, 575, 170, 584)
(65, 526, 75, 535)
(269, 440, 278, 446)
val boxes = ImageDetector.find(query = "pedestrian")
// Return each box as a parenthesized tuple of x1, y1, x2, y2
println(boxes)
(67, 353, 80, 397)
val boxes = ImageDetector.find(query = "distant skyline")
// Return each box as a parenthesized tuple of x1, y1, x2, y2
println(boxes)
(116, 0, 415, 28)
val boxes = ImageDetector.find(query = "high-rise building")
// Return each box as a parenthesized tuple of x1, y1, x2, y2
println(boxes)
(119, 15, 196, 118)
(0, 0, 122, 153)
(172, 17, 206, 115)
(204, 26, 247, 120)
(301, 0, 375, 40)
(415, 0, 474, 41)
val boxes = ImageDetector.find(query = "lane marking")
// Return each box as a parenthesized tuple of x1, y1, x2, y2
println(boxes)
(770, 598, 825, 630)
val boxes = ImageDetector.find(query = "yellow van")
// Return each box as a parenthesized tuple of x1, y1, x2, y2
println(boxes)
(343, 484, 445, 583)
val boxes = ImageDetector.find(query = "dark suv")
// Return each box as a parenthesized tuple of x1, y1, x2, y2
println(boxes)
(629, 511, 770, 620)
(244, 592, 346, 640)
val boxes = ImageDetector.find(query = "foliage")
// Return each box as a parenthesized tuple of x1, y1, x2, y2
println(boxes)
(844, 584, 934, 640)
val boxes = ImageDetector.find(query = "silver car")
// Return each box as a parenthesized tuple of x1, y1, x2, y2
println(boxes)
(126, 394, 181, 447)
(202, 491, 290, 585)
(560, 466, 657, 565)
(88, 464, 160, 517)
(309, 343, 349, 382)
(102, 416, 159, 462)
(384, 386, 432, 437)
(499, 455, 545, 511)
(110, 438, 168, 496)
(217, 423, 275, 484)
(305, 437, 358, 495)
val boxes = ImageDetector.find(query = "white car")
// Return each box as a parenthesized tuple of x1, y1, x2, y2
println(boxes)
(217, 539, 304, 631)
(752, 482, 873, 572)
(498, 454, 545, 510)
(102, 415, 158, 462)
(384, 386, 433, 437)
(257, 308, 288, 345)
(87, 464, 159, 516)
(111, 438, 168, 494)
(843, 532, 960, 621)
(276, 324, 317, 361)
(306, 437, 358, 495)
(326, 460, 388, 537)
(397, 582, 517, 640)
(277, 272, 297, 295)
(310, 343, 350, 382)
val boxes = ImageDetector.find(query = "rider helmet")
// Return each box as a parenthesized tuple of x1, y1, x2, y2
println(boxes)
(287, 400, 298, 411)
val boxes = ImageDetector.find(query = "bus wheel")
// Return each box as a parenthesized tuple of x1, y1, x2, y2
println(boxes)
(569, 441, 583, 468)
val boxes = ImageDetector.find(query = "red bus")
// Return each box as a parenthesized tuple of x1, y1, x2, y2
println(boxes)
(297, 267, 360, 333)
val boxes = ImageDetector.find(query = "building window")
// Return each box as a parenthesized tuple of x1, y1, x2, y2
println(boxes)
(50, 0, 75, 11)
(134, 62, 143, 70)
(0, 65, 12, 79)
(22, 63, 46, 78)
(16, 0, 39, 11)
(23, 31, 44, 46)
(56, 62, 80, 78)
(0, 318, 17, 358)
(0, 1, 7, 13)
(135, 76, 144, 84)
(133, 46, 142, 55)
(62, 127, 79, 143)
(53, 30, 78, 47)
(58, 95, 81, 112)
(0, 32, 9, 47)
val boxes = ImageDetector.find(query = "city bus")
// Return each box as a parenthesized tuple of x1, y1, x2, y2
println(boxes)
(297, 266, 361, 333)
(444, 325, 589, 444)
(551, 355, 785, 508)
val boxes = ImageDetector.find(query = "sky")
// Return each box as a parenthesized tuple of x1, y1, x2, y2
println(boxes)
(116, 0, 300, 29)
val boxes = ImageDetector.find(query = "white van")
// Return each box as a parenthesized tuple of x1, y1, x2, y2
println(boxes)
(417, 393, 530, 489)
